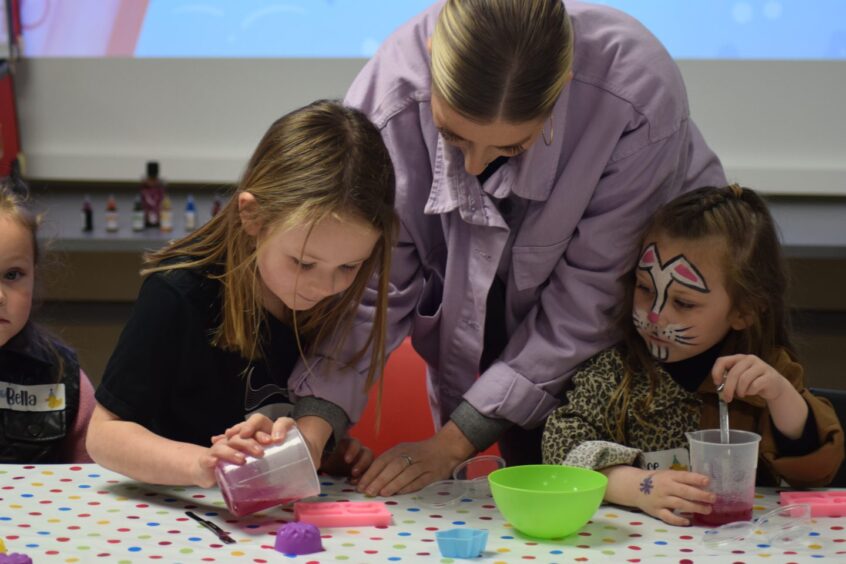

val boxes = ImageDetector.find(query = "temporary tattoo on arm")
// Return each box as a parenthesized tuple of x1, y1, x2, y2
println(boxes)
(639, 475, 654, 495)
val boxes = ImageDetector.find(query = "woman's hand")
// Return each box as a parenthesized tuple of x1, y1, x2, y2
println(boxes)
(355, 422, 476, 496)
(634, 469, 715, 526)
(711, 354, 790, 402)
(320, 437, 374, 483)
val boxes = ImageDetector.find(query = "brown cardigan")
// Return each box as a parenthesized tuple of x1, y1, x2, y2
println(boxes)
(542, 348, 844, 487)
(697, 349, 844, 487)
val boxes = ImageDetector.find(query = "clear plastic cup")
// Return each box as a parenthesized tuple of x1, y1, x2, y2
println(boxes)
(215, 426, 320, 517)
(686, 429, 761, 527)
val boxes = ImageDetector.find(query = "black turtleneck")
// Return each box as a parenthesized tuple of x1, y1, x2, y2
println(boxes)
(661, 340, 724, 393)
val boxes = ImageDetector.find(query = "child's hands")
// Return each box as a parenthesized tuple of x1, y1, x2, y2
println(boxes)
(635, 469, 715, 526)
(712, 354, 790, 403)
(192, 449, 220, 488)
(207, 414, 296, 463)
(214, 413, 296, 446)
(320, 437, 374, 483)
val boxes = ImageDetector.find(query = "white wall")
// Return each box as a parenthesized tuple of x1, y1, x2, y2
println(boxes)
(679, 60, 845, 196)
(14, 58, 846, 195)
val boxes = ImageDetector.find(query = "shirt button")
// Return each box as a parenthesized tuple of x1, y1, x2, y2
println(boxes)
(475, 249, 491, 260)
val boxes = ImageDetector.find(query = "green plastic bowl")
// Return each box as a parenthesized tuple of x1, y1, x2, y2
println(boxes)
(488, 465, 608, 539)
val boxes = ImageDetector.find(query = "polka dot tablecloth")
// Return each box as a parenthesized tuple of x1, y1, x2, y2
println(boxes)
(1, 464, 845, 563)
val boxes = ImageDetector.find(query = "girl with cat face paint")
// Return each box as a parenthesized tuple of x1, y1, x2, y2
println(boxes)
(632, 240, 744, 363)
(541, 185, 844, 526)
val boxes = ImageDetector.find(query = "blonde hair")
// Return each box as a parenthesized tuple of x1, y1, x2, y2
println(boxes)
(0, 179, 39, 265)
(144, 100, 398, 391)
(431, 0, 573, 122)
(606, 185, 793, 443)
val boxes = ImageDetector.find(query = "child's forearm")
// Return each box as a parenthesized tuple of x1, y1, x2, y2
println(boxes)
(768, 386, 809, 440)
(87, 407, 209, 486)
(600, 465, 648, 508)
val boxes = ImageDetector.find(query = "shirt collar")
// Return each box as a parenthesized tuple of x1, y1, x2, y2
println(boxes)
(424, 83, 571, 220)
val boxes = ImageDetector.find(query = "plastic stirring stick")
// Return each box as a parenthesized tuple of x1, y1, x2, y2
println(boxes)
(716, 379, 730, 444)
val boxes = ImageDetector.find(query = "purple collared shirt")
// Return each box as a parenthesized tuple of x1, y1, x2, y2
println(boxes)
(289, 1, 726, 448)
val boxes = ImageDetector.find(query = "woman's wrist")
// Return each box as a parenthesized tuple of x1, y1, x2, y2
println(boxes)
(436, 421, 477, 464)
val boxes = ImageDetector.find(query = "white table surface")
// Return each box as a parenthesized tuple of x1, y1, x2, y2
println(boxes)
(2, 464, 846, 563)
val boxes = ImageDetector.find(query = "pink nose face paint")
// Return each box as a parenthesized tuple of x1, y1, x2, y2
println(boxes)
(633, 308, 695, 360)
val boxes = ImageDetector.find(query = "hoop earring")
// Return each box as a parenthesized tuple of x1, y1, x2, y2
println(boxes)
(542, 117, 554, 146)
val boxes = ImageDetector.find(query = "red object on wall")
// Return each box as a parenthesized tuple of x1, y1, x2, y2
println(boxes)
(0, 71, 21, 177)
(1, 0, 22, 177)
(349, 338, 501, 459)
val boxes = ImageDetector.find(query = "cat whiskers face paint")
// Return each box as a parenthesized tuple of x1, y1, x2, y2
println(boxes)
(633, 308, 698, 360)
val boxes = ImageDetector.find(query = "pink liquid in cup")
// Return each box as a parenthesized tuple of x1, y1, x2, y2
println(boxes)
(215, 426, 320, 517)
(693, 499, 753, 526)
(219, 486, 303, 517)
(686, 429, 761, 528)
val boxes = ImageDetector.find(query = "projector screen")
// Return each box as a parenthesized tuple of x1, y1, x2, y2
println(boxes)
(13, 0, 846, 194)
(18, 0, 846, 59)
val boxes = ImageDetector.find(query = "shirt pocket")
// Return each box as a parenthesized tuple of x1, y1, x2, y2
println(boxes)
(414, 267, 445, 334)
(3, 410, 67, 443)
(511, 236, 572, 292)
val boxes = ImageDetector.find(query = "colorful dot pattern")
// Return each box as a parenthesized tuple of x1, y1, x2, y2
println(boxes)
(0, 465, 844, 563)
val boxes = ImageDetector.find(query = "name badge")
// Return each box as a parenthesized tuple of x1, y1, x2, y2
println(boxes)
(0, 381, 66, 412)
(641, 447, 690, 472)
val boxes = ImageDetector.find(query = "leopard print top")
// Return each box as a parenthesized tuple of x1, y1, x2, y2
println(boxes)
(541, 347, 702, 469)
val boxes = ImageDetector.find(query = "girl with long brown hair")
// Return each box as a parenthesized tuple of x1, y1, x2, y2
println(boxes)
(86, 100, 398, 488)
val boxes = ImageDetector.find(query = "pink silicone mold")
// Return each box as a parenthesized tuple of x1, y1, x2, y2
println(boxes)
(779, 491, 846, 517)
(294, 501, 393, 527)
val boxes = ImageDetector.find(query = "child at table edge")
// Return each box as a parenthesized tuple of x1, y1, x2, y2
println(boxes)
(541, 184, 844, 526)
(0, 179, 94, 463)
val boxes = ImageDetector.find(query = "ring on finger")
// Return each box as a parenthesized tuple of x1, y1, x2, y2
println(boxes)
(400, 454, 414, 467)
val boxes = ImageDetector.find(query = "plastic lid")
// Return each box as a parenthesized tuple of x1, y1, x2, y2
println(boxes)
(701, 519, 755, 549)
(757, 503, 812, 546)
(700, 503, 811, 549)
(416, 479, 468, 509)
(416, 455, 505, 508)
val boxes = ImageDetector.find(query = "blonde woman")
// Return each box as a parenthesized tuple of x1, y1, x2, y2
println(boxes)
(86, 100, 398, 488)
(289, 0, 728, 496)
